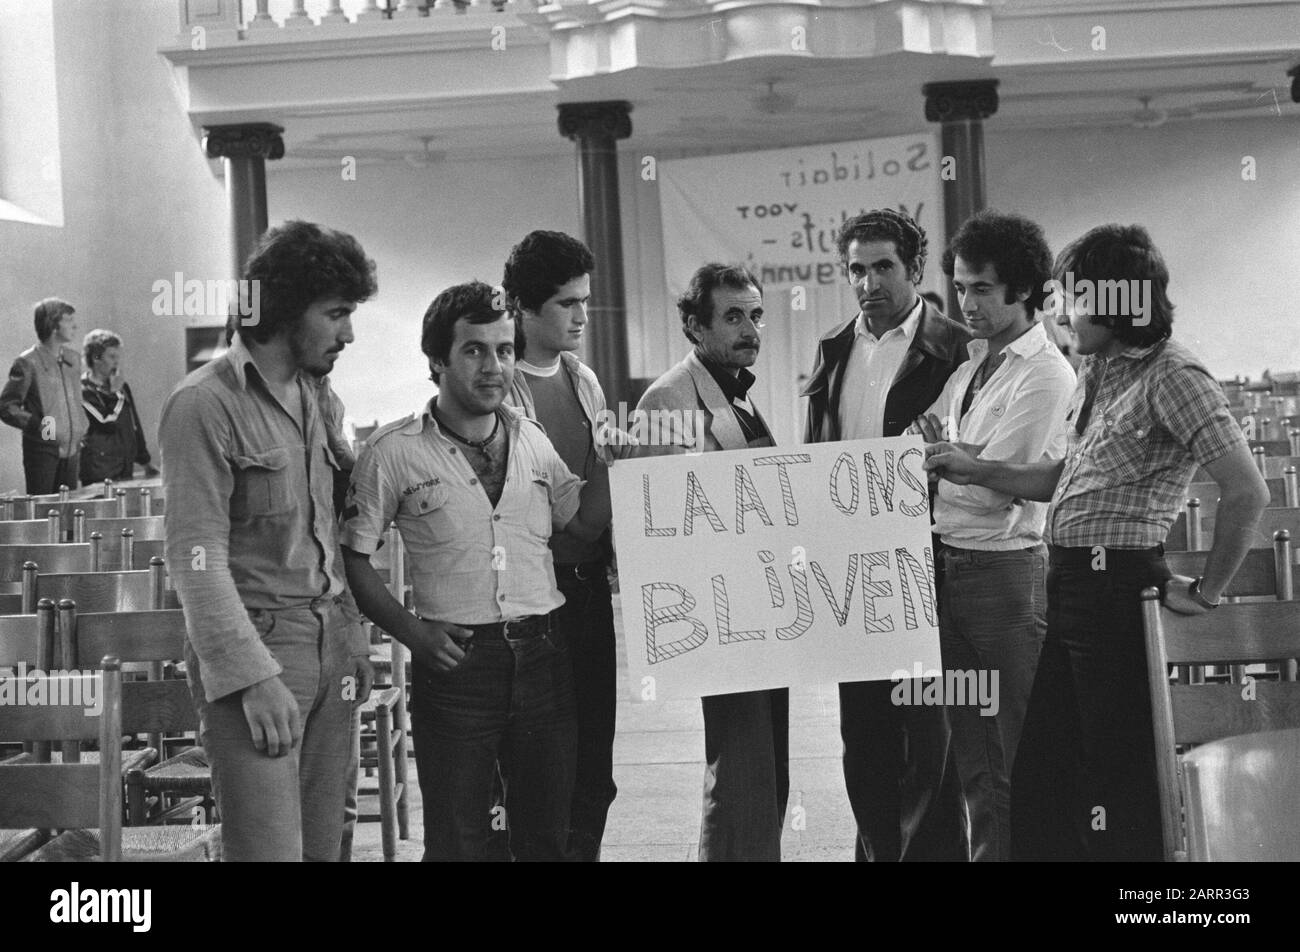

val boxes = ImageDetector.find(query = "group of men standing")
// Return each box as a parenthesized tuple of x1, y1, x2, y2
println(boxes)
(160, 203, 1266, 862)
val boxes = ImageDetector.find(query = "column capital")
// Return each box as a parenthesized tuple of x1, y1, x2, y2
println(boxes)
(557, 101, 632, 143)
(202, 123, 286, 161)
(922, 81, 999, 123)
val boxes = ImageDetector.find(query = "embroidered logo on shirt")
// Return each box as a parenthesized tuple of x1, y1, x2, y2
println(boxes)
(402, 477, 441, 496)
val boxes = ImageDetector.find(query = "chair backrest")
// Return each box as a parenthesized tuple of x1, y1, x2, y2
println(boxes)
(0, 601, 57, 668)
(1184, 477, 1290, 510)
(79, 516, 165, 544)
(1180, 728, 1300, 861)
(1164, 533, 1295, 600)
(88, 535, 166, 573)
(0, 659, 123, 861)
(96, 483, 164, 518)
(0, 544, 92, 583)
(1248, 440, 1291, 458)
(1167, 506, 1300, 552)
(27, 562, 174, 614)
(62, 607, 188, 669)
(36, 499, 123, 536)
(1141, 589, 1300, 860)
(0, 520, 59, 546)
(1264, 457, 1300, 479)
(0, 593, 23, 616)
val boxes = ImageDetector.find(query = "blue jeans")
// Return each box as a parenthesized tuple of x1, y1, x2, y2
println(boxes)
(939, 544, 1047, 862)
(1011, 545, 1170, 861)
(410, 616, 577, 861)
(555, 565, 618, 862)
(185, 597, 355, 862)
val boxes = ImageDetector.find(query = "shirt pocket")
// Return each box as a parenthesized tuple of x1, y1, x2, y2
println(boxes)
(1097, 405, 1155, 482)
(231, 447, 294, 519)
(400, 483, 451, 519)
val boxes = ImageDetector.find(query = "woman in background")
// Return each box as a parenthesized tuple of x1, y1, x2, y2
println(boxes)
(80, 329, 158, 484)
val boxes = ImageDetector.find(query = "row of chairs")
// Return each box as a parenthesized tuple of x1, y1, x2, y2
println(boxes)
(0, 515, 164, 547)
(0, 601, 220, 861)
(1, 484, 164, 523)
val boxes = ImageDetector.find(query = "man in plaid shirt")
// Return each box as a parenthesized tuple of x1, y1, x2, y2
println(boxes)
(924, 224, 1269, 861)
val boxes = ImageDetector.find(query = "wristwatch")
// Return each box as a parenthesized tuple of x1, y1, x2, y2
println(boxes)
(1189, 576, 1220, 610)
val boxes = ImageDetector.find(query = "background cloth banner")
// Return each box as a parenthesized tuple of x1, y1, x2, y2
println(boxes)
(657, 134, 945, 446)
(611, 436, 941, 701)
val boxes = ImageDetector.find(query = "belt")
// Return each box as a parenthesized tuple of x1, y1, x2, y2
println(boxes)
(1047, 543, 1164, 568)
(466, 613, 551, 640)
(937, 541, 1043, 555)
(553, 560, 607, 582)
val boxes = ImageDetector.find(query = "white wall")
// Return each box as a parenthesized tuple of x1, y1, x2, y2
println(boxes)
(267, 155, 583, 429)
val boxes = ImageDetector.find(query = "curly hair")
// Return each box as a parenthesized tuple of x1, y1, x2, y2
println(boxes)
(941, 210, 1053, 315)
(420, 280, 525, 382)
(34, 298, 75, 343)
(835, 208, 928, 279)
(238, 220, 378, 344)
(501, 230, 594, 314)
(1054, 224, 1174, 347)
(82, 329, 122, 368)
(676, 264, 762, 344)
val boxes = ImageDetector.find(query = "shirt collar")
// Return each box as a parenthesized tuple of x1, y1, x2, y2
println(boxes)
(413, 398, 525, 437)
(854, 296, 923, 343)
(697, 353, 757, 402)
(225, 332, 261, 391)
(969, 319, 1052, 362)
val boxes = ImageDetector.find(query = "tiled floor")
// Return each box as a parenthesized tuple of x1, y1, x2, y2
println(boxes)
(350, 592, 856, 862)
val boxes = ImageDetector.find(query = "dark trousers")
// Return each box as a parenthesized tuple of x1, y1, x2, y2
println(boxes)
(22, 440, 78, 495)
(839, 679, 969, 861)
(410, 618, 577, 862)
(554, 563, 619, 862)
(1010, 545, 1170, 862)
(699, 687, 790, 861)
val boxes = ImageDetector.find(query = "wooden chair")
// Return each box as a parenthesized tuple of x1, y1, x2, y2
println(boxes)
(88, 534, 166, 573)
(1167, 505, 1300, 553)
(25, 559, 178, 614)
(1263, 457, 1300, 479)
(355, 523, 411, 860)
(60, 605, 214, 830)
(95, 483, 164, 518)
(1179, 727, 1300, 861)
(0, 520, 60, 546)
(0, 659, 220, 861)
(1183, 477, 1290, 511)
(78, 516, 165, 544)
(0, 546, 92, 597)
(1140, 590, 1300, 861)
(1164, 531, 1296, 602)
(32, 500, 123, 541)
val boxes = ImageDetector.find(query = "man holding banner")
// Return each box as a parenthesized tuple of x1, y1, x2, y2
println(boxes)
(802, 208, 970, 862)
(911, 210, 1077, 861)
(636, 263, 790, 862)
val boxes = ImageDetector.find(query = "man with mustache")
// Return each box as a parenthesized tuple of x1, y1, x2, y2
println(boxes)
(342, 281, 606, 861)
(160, 220, 377, 861)
(502, 230, 618, 861)
(802, 208, 970, 862)
(637, 263, 787, 861)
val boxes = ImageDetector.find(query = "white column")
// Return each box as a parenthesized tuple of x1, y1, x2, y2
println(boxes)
(392, 0, 426, 17)
(356, 0, 386, 20)
(248, 0, 277, 29)
(320, 0, 349, 24)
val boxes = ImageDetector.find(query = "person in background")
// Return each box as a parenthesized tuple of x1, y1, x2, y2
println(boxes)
(79, 329, 159, 484)
(1, 298, 88, 493)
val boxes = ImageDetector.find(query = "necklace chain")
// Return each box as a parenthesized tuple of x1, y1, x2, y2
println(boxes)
(438, 412, 500, 451)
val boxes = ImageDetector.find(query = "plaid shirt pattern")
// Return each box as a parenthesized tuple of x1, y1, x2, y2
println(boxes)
(1046, 338, 1246, 549)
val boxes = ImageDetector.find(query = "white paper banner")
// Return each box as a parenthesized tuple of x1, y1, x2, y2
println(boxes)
(611, 436, 941, 701)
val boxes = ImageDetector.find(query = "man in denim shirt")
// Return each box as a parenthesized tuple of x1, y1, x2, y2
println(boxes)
(160, 220, 377, 861)
(342, 282, 607, 861)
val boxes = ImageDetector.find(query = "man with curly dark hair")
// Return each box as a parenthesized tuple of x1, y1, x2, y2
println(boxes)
(802, 207, 970, 862)
(160, 220, 378, 861)
(910, 210, 1076, 862)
